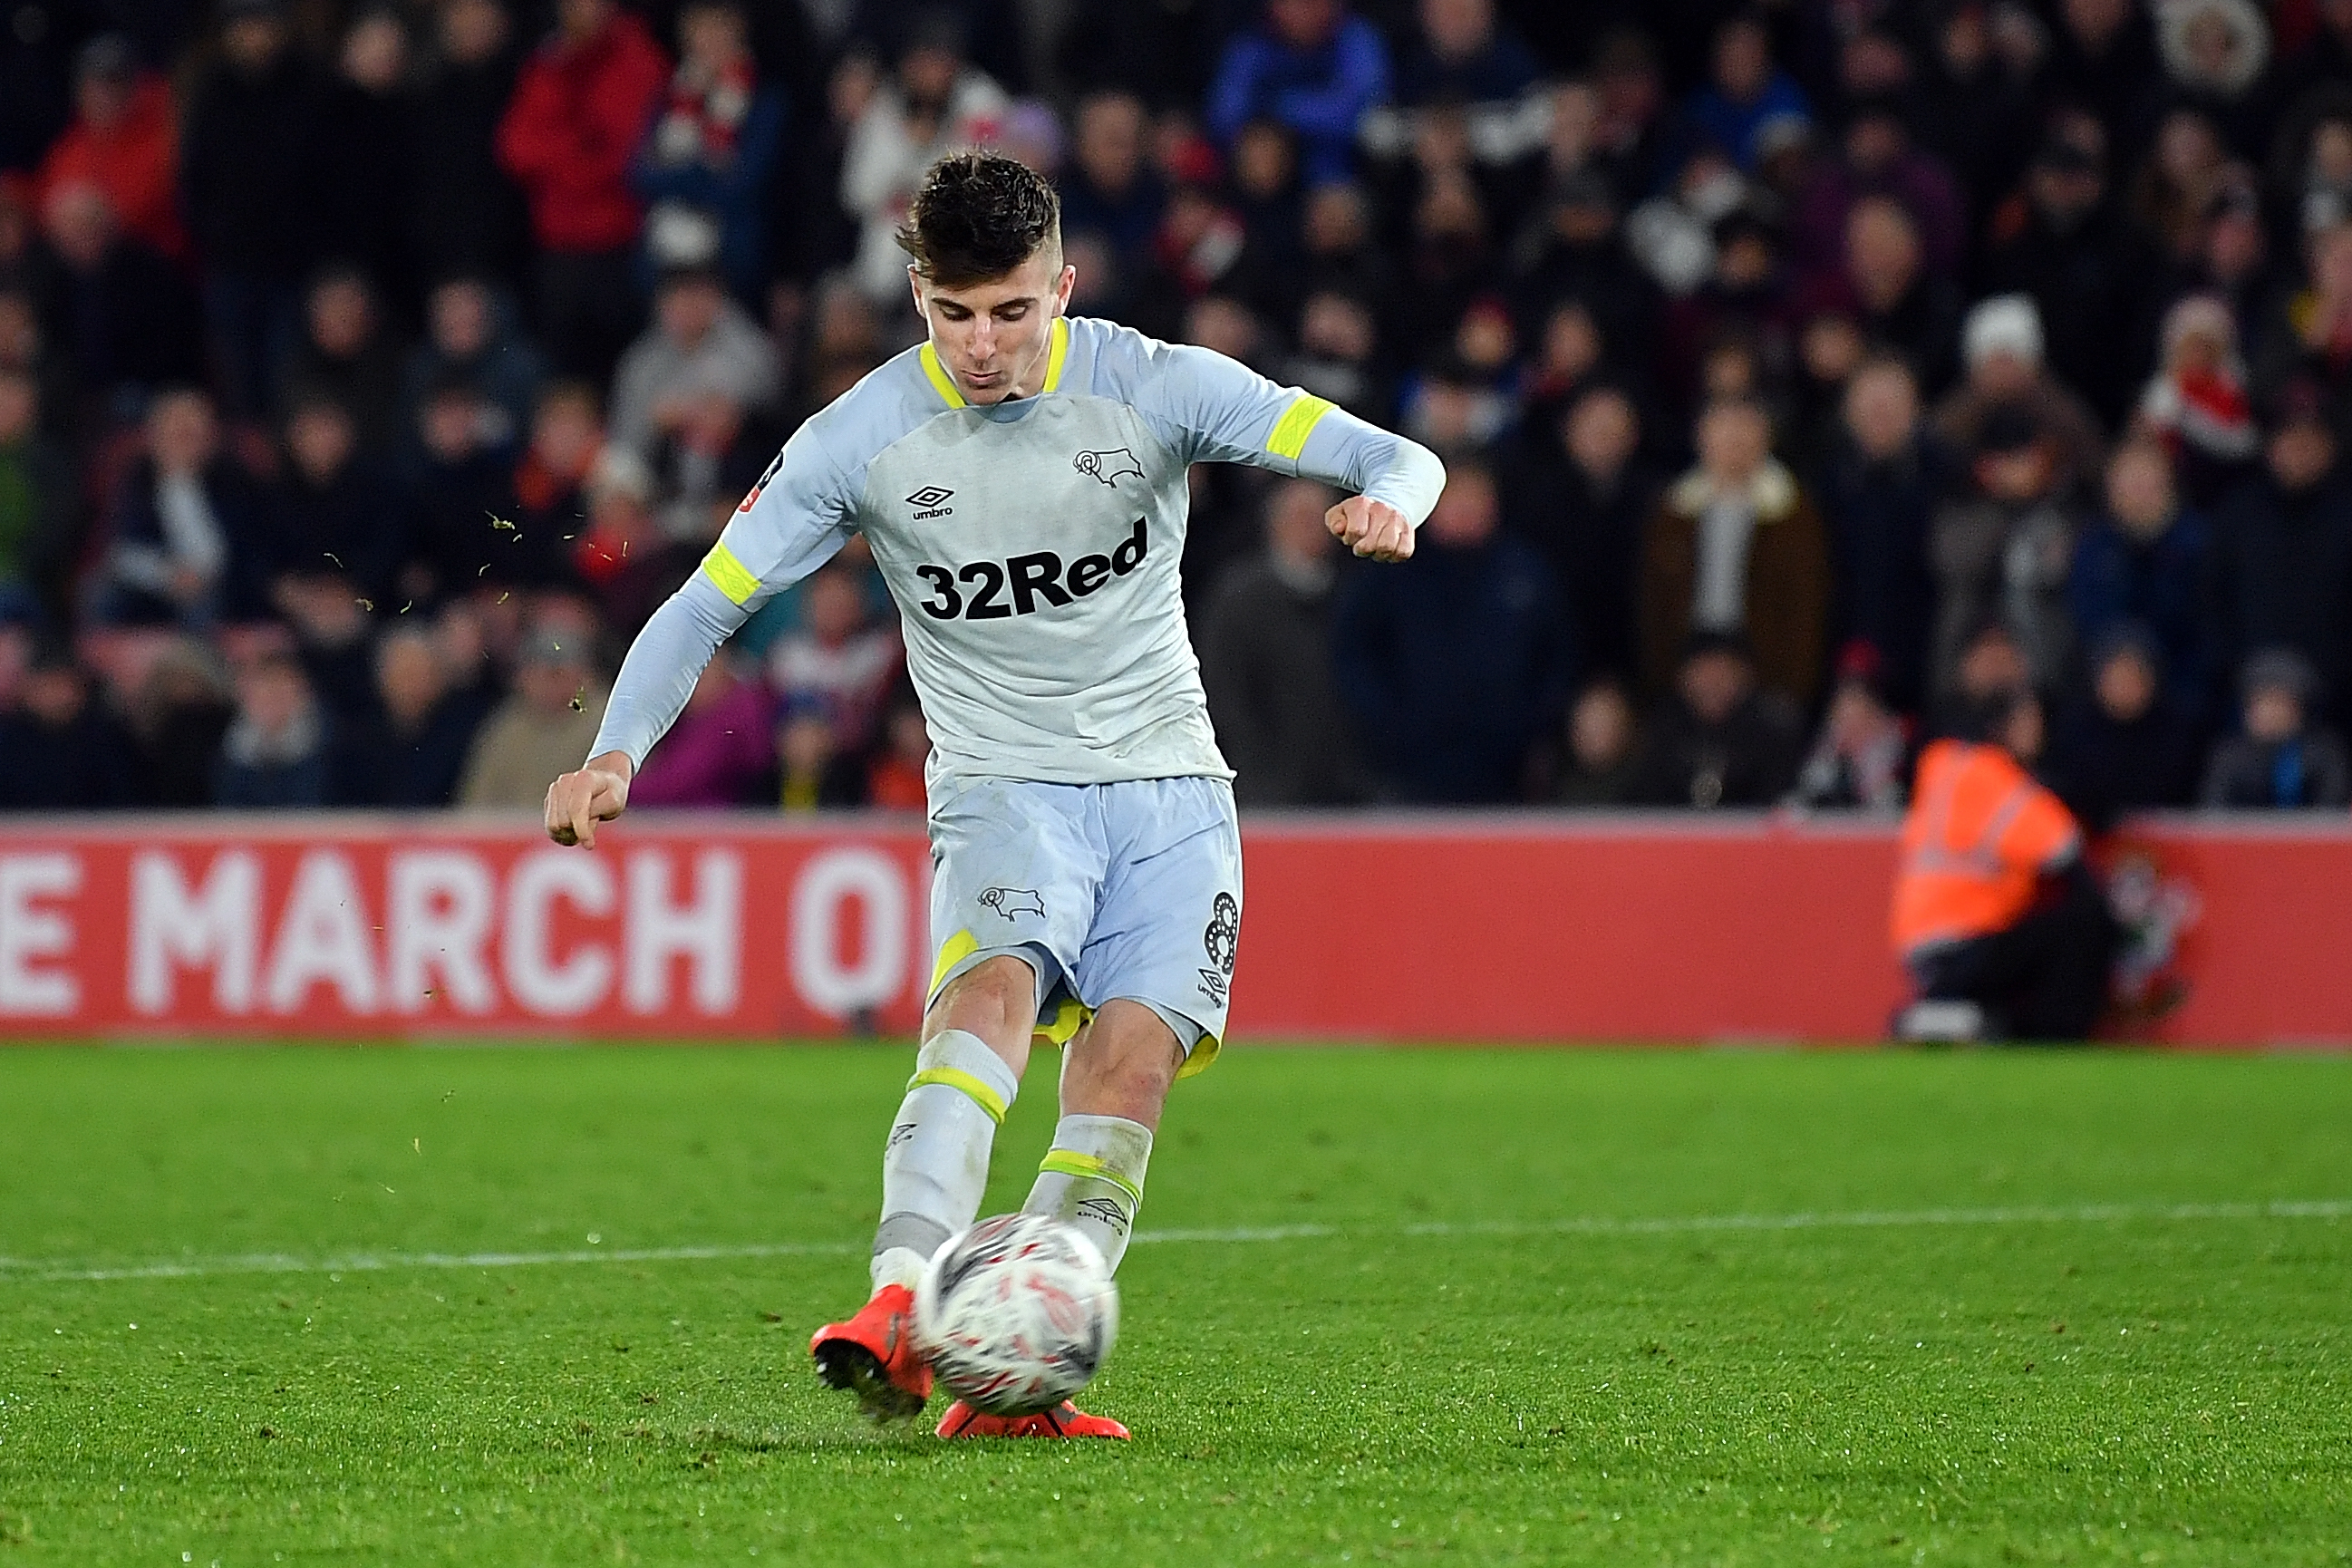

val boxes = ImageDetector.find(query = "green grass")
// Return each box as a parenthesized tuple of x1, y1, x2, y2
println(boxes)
(2, 1046, 2349, 1566)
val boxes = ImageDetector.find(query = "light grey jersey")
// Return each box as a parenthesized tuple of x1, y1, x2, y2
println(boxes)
(590, 315, 1446, 791)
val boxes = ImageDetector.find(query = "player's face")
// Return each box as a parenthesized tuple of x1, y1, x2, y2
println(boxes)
(912, 249, 1076, 404)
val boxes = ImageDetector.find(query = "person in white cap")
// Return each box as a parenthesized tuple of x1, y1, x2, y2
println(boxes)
(1931, 292, 2106, 496)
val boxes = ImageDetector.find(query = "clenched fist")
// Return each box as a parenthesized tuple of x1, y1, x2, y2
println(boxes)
(1326, 495, 1415, 562)
(545, 751, 634, 848)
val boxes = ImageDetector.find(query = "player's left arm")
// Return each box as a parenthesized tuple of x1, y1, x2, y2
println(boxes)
(1137, 342, 1446, 563)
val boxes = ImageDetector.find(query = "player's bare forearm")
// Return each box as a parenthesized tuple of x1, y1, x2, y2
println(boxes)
(545, 751, 635, 849)
(1326, 495, 1415, 562)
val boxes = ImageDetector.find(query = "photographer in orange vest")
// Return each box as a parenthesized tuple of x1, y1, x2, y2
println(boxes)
(1891, 686, 2117, 1041)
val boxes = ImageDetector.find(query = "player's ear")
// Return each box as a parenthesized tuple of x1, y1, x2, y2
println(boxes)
(907, 266, 927, 322)
(1053, 263, 1076, 314)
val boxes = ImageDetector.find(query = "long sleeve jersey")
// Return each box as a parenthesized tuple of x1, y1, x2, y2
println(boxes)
(590, 314, 1447, 793)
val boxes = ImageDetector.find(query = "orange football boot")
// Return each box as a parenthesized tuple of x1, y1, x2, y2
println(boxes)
(809, 1283, 933, 1420)
(934, 1399, 1130, 1439)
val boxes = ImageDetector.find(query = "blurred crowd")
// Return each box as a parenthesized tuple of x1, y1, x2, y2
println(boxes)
(4, 0, 2352, 818)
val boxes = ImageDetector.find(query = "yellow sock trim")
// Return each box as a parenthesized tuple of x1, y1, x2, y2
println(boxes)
(906, 1066, 1007, 1125)
(1038, 1148, 1142, 1207)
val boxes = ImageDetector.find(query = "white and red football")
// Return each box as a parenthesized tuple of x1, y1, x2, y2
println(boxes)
(913, 1213, 1121, 1415)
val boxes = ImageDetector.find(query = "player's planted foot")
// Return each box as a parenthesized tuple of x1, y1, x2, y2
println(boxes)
(810, 1284, 934, 1420)
(934, 1399, 1130, 1439)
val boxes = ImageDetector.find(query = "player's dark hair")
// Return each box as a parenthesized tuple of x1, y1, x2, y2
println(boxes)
(896, 151, 1060, 286)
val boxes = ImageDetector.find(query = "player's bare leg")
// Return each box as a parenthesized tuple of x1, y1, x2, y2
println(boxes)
(936, 1002, 1178, 1440)
(810, 955, 1037, 1419)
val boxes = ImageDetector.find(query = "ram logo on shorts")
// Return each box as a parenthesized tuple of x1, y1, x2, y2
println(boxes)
(1073, 447, 1145, 486)
(1197, 891, 1240, 1007)
(978, 886, 1046, 920)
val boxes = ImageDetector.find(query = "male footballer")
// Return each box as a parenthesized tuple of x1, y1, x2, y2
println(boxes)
(545, 151, 1444, 1438)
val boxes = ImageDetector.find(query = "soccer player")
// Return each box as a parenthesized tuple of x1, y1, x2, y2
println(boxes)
(543, 152, 1444, 1438)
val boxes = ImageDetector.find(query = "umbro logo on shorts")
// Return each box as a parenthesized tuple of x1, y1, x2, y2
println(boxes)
(906, 485, 954, 519)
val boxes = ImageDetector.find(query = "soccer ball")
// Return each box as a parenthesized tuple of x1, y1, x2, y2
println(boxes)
(914, 1214, 1120, 1415)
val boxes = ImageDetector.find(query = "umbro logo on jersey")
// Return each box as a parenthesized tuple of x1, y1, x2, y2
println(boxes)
(1073, 448, 1144, 486)
(905, 485, 954, 519)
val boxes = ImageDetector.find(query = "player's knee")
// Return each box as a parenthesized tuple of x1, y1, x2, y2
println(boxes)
(929, 954, 1038, 1038)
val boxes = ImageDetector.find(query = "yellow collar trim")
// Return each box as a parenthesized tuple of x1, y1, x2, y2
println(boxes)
(1043, 315, 1070, 392)
(919, 317, 1070, 410)
(918, 342, 965, 409)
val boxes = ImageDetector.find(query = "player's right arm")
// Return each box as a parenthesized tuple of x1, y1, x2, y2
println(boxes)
(544, 420, 857, 847)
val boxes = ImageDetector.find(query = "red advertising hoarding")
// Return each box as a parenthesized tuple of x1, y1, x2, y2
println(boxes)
(0, 813, 2347, 1046)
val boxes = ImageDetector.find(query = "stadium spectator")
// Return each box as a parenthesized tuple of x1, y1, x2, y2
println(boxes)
(502, 380, 606, 587)
(1683, 15, 1809, 174)
(2138, 292, 2259, 505)
(312, 8, 419, 303)
(771, 702, 864, 809)
(178, 0, 325, 421)
(0, 644, 137, 808)
(1930, 407, 2083, 702)
(1205, 0, 1389, 187)
(2047, 625, 2200, 830)
(1892, 686, 2115, 1042)
(122, 636, 236, 806)
(1815, 357, 1941, 715)
(1199, 478, 1364, 807)
(456, 618, 609, 807)
(1506, 382, 1653, 686)
(402, 276, 546, 451)
(838, 15, 1008, 305)
(572, 446, 702, 635)
(627, 653, 771, 806)
(2130, 109, 2231, 268)
(2154, 0, 2271, 159)
(359, 624, 486, 808)
(1824, 196, 1960, 398)
(496, 0, 671, 380)
(278, 269, 406, 457)
(2212, 401, 2352, 722)
(2253, 222, 2352, 439)
(1932, 295, 2107, 502)
(1790, 93, 1965, 286)
(765, 557, 901, 753)
(865, 689, 931, 810)
(409, 0, 529, 286)
(1981, 120, 2160, 425)
(1555, 677, 1641, 807)
(606, 262, 779, 460)
(1388, 0, 1539, 110)
(1334, 458, 1569, 802)
(89, 387, 267, 627)
(34, 34, 185, 261)
(1789, 659, 1910, 814)
(264, 389, 411, 612)
(2202, 647, 2352, 808)
(2068, 440, 2218, 724)
(2045, 0, 2165, 160)
(0, 365, 73, 627)
(1640, 397, 1830, 707)
(630, 0, 785, 302)
(211, 649, 354, 808)
(1631, 631, 1804, 808)
(407, 374, 518, 597)
(34, 180, 203, 417)
(1060, 92, 1165, 274)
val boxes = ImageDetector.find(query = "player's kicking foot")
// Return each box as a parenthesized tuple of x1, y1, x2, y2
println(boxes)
(934, 1399, 1130, 1439)
(809, 1284, 933, 1420)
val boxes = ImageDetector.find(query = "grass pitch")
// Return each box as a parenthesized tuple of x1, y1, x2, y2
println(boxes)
(1, 1046, 2348, 1566)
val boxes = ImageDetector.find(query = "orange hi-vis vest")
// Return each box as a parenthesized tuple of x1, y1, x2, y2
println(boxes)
(1891, 739, 2084, 958)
